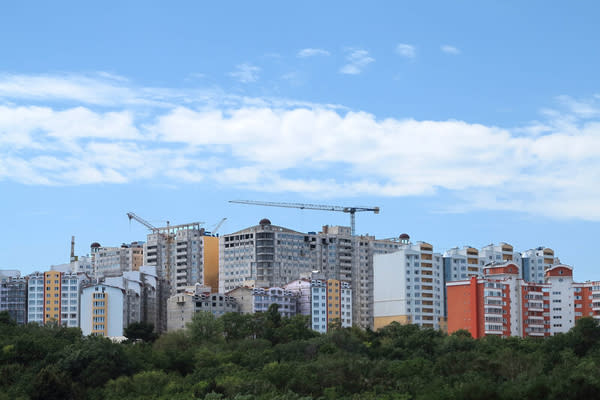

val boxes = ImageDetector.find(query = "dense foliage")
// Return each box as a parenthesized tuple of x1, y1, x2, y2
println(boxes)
(2, 308, 600, 399)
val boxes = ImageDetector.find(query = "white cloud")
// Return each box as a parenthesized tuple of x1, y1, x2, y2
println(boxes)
(1, 73, 599, 220)
(229, 63, 260, 83)
(395, 43, 416, 59)
(340, 49, 375, 75)
(297, 48, 330, 58)
(441, 45, 461, 55)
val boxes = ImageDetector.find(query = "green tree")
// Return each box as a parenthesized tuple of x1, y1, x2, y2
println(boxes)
(188, 312, 224, 344)
(124, 321, 158, 343)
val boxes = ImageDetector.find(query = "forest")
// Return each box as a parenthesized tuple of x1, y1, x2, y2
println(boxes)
(2, 307, 600, 400)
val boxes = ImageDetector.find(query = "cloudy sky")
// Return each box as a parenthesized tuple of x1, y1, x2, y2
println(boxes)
(1, 1, 599, 279)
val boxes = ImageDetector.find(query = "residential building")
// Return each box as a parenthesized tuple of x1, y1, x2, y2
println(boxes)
(27, 270, 87, 327)
(479, 242, 522, 271)
(283, 277, 312, 316)
(310, 278, 352, 333)
(446, 262, 578, 338)
(89, 241, 145, 278)
(0, 272, 27, 325)
(219, 219, 318, 292)
(104, 265, 161, 330)
(373, 241, 445, 330)
(167, 285, 238, 331)
(144, 223, 219, 295)
(227, 286, 298, 317)
(80, 284, 128, 337)
(522, 247, 560, 283)
(443, 246, 483, 282)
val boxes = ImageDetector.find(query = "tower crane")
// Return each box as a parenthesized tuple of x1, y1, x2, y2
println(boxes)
(229, 200, 380, 236)
(126, 212, 161, 232)
(211, 217, 227, 235)
(126, 212, 204, 293)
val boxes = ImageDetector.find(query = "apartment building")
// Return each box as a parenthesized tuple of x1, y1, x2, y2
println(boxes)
(373, 241, 445, 330)
(219, 219, 318, 292)
(144, 223, 219, 295)
(446, 262, 578, 338)
(522, 247, 560, 283)
(283, 278, 312, 316)
(167, 286, 238, 331)
(443, 246, 483, 282)
(80, 284, 127, 337)
(479, 242, 522, 270)
(227, 286, 298, 317)
(0, 271, 27, 325)
(89, 241, 145, 277)
(27, 270, 88, 327)
(310, 279, 352, 333)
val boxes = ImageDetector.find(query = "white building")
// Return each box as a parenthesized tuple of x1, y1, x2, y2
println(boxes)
(374, 241, 445, 330)
(479, 243, 522, 271)
(80, 284, 128, 337)
(522, 247, 560, 283)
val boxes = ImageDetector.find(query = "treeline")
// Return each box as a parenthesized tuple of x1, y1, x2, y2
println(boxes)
(2, 308, 600, 399)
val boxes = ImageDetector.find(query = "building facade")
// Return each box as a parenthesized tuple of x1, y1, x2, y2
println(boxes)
(219, 219, 318, 292)
(446, 263, 580, 338)
(144, 224, 218, 295)
(310, 278, 352, 333)
(0, 274, 27, 325)
(373, 241, 445, 330)
(80, 284, 127, 337)
(167, 286, 239, 331)
(27, 271, 87, 327)
(522, 247, 560, 283)
(227, 286, 298, 317)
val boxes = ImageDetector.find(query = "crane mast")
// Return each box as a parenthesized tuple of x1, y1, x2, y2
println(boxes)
(229, 200, 379, 236)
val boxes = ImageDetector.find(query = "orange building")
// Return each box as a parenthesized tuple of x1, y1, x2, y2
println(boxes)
(447, 262, 585, 338)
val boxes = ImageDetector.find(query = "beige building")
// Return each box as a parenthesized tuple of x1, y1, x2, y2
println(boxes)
(167, 284, 238, 331)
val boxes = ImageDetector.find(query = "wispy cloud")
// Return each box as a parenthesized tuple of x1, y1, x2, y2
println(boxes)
(340, 49, 375, 75)
(395, 43, 416, 59)
(441, 45, 461, 55)
(1, 73, 600, 221)
(297, 48, 330, 58)
(229, 63, 260, 83)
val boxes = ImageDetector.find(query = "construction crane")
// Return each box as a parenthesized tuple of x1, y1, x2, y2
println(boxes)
(229, 200, 380, 236)
(211, 217, 227, 235)
(126, 212, 161, 232)
(126, 212, 204, 293)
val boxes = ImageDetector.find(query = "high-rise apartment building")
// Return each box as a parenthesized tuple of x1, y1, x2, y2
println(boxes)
(144, 224, 219, 295)
(90, 241, 144, 278)
(447, 262, 578, 338)
(0, 271, 27, 325)
(373, 241, 445, 330)
(26, 271, 87, 327)
(219, 219, 318, 292)
(310, 279, 352, 333)
(443, 246, 483, 282)
(479, 242, 522, 269)
(220, 220, 409, 329)
(522, 247, 560, 283)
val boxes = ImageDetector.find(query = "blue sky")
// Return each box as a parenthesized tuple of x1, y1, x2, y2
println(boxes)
(1, 1, 599, 280)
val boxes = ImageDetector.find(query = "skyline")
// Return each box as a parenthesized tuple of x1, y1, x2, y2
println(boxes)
(1, 1, 598, 279)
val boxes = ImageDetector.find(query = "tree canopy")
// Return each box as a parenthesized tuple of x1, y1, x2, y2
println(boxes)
(2, 311, 600, 399)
